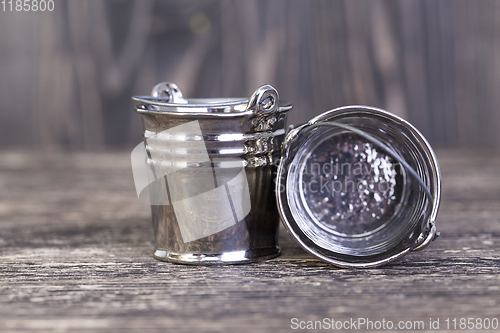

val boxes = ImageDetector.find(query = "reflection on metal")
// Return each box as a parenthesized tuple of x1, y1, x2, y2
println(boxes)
(132, 121, 251, 243)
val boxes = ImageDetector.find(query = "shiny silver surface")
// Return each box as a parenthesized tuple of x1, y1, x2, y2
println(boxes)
(134, 83, 292, 265)
(276, 105, 441, 268)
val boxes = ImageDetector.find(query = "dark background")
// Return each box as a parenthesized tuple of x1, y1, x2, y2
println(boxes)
(1, 0, 499, 150)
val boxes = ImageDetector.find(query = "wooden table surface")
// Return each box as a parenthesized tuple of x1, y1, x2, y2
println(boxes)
(0, 150, 498, 332)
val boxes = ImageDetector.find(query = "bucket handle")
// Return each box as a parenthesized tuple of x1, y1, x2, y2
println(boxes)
(151, 82, 187, 104)
(246, 84, 279, 131)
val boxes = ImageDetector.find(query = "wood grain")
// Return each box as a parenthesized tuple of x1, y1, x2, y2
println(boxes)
(0, 150, 498, 332)
(1, 1, 500, 149)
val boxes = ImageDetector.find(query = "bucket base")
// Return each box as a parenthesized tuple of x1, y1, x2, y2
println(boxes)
(153, 246, 280, 265)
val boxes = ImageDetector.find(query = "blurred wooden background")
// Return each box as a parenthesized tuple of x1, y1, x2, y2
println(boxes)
(0, 0, 499, 149)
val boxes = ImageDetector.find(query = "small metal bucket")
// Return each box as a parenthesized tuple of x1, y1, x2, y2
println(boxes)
(276, 106, 441, 268)
(132, 83, 292, 264)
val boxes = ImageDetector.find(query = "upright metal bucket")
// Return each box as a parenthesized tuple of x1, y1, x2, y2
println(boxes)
(132, 83, 292, 264)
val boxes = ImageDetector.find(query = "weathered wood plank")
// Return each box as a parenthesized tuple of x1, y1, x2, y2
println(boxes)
(1, 1, 500, 149)
(0, 150, 498, 332)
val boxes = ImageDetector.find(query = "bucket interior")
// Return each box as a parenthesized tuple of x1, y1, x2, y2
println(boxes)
(283, 113, 436, 258)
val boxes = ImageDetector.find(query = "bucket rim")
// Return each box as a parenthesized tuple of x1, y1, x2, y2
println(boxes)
(133, 96, 293, 117)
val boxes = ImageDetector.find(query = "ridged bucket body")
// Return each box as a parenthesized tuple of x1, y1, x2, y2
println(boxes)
(133, 84, 292, 264)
